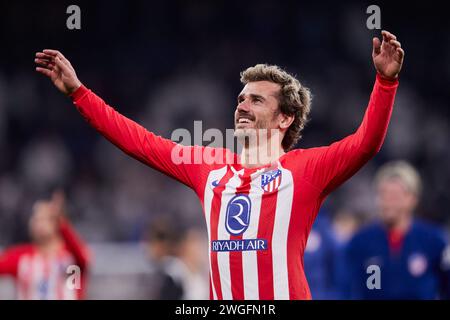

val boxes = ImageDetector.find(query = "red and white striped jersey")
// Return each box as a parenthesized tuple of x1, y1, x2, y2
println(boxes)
(0, 220, 90, 300)
(70, 74, 398, 299)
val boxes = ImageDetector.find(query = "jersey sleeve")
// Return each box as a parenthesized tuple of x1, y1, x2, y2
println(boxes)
(0, 246, 29, 277)
(59, 218, 91, 272)
(300, 74, 399, 196)
(70, 86, 210, 194)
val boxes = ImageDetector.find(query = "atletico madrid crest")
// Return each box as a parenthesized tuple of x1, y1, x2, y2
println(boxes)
(261, 169, 282, 192)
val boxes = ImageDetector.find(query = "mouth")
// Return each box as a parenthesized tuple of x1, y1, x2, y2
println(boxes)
(237, 118, 252, 124)
(236, 116, 255, 126)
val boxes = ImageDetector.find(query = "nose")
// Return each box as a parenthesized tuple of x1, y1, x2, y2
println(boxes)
(237, 99, 250, 113)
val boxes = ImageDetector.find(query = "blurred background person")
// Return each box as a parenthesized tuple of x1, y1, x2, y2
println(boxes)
(0, 190, 91, 299)
(176, 228, 209, 300)
(331, 208, 364, 299)
(332, 209, 364, 246)
(304, 208, 340, 299)
(145, 217, 208, 300)
(304, 207, 364, 300)
(341, 161, 450, 299)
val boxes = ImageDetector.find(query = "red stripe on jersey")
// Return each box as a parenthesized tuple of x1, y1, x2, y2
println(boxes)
(209, 275, 213, 300)
(286, 181, 313, 299)
(256, 187, 278, 299)
(210, 169, 234, 300)
(56, 251, 64, 300)
(229, 173, 252, 300)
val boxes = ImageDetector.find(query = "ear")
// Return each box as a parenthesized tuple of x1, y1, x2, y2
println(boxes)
(279, 113, 294, 130)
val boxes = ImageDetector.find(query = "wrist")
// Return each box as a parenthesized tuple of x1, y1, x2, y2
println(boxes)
(70, 84, 89, 101)
(376, 72, 399, 85)
(377, 71, 398, 82)
(67, 81, 82, 96)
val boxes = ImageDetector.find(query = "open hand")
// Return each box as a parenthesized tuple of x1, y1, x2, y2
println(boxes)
(35, 49, 82, 95)
(372, 30, 405, 80)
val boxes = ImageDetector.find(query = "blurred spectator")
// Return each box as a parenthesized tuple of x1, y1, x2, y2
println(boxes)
(176, 228, 209, 299)
(333, 209, 363, 245)
(304, 209, 340, 299)
(332, 208, 364, 299)
(145, 217, 208, 299)
(0, 190, 91, 299)
(341, 161, 450, 299)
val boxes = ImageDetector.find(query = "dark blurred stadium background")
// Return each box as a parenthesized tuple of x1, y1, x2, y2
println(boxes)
(0, 0, 449, 298)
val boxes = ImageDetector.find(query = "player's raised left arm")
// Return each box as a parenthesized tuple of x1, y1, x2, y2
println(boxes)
(303, 31, 404, 196)
(348, 29, 405, 155)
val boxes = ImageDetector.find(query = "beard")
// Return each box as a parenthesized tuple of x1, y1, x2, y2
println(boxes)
(234, 124, 282, 152)
(234, 117, 270, 137)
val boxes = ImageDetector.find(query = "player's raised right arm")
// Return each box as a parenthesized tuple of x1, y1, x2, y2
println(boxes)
(35, 49, 82, 95)
(35, 50, 203, 189)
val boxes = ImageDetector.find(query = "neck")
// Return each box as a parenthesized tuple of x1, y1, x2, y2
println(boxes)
(36, 236, 63, 256)
(388, 214, 412, 234)
(239, 134, 285, 168)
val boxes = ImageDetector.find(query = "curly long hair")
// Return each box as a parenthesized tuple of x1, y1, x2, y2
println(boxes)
(240, 64, 312, 151)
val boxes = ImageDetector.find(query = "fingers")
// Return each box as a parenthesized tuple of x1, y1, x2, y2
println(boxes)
(372, 37, 381, 56)
(42, 49, 62, 57)
(43, 49, 72, 68)
(381, 30, 397, 42)
(389, 40, 401, 48)
(36, 52, 54, 60)
(35, 52, 56, 70)
(35, 67, 53, 77)
(41, 50, 69, 72)
(380, 30, 403, 56)
(53, 55, 71, 73)
(396, 47, 405, 60)
(34, 58, 54, 69)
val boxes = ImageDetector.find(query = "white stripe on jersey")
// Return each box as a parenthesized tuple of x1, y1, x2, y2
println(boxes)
(32, 254, 44, 300)
(272, 164, 294, 299)
(203, 165, 228, 300)
(48, 259, 57, 300)
(17, 255, 31, 300)
(217, 168, 243, 300)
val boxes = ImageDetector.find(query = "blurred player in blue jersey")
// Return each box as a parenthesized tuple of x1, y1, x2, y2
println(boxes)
(342, 161, 450, 299)
(304, 209, 340, 299)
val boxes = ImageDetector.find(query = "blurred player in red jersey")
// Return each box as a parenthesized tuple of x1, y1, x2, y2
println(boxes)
(0, 191, 91, 299)
(34, 31, 404, 300)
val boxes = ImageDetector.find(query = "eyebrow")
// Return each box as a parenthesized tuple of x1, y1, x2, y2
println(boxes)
(237, 93, 266, 102)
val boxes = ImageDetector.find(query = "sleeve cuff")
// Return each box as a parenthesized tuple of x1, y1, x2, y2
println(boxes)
(376, 73, 399, 87)
(70, 85, 89, 102)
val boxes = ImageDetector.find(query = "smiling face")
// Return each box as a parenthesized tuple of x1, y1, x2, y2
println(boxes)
(234, 81, 291, 141)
